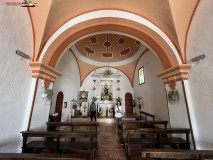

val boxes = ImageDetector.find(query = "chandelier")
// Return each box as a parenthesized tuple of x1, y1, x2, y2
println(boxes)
(92, 68, 121, 78)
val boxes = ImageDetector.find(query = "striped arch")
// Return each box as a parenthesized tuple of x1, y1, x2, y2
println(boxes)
(30, 10, 192, 89)
(37, 10, 182, 68)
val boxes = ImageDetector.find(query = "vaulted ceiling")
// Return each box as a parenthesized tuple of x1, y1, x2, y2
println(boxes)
(75, 34, 142, 62)
(26, 0, 200, 86)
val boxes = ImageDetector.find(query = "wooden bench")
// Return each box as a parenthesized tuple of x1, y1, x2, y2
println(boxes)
(120, 120, 168, 144)
(46, 122, 99, 144)
(138, 111, 155, 121)
(125, 128, 190, 160)
(141, 149, 213, 160)
(0, 153, 83, 160)
(21, 131, 97, 160)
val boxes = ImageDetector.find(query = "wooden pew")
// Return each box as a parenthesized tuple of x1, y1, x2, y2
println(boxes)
(21, 131, 97, 160)
(141, 149, 213, 160)
(125, 128, 190, 160)
(46, 122, 99, 144)
(138, 111, 155, 121)
(0, 153, 83, 160)
(120, 120, 168, 144)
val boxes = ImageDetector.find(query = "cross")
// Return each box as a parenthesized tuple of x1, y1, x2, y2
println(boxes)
(83, 105, 87, 112)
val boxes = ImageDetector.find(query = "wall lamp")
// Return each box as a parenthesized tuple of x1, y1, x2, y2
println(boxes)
(191, 54, 205, 62)
(16, 50, 30, 60)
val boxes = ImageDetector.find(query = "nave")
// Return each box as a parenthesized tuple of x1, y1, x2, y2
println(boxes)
(1, 0, 213, 159)
(2, 112, 213, 160)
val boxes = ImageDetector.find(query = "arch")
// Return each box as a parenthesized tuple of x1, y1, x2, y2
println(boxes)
(81, 66, 133, 87)
(37, 10, 182, 71)
(47, 23, 173, 69)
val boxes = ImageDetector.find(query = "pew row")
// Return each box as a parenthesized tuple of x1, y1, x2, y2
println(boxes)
(138, 111, 155, 121)
(141, 149, 213, 160)
(0, 153, 83, 160)
(46, 122, 99, 145)
(21, 131, 97, 160)
(125, 128, 190, 160)
(120, 120, 168, 144)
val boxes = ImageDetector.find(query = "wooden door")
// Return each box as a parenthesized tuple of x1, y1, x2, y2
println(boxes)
(125, 92, 133, 114)
(55, 91, 64, 122)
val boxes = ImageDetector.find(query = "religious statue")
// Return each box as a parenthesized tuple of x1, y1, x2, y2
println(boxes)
(104, 86, 109, 96)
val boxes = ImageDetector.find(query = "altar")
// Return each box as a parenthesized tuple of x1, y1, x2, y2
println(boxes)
(97, 101, 116, 117)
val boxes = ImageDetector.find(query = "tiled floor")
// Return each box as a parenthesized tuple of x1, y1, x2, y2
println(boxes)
(95, 118, 127, 160)
(70, 116, 142, 160)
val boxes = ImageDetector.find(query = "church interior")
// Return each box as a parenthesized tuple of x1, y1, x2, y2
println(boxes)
(0, 0, 213, 159)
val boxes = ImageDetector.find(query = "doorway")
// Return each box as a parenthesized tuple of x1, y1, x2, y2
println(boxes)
(55, 91, 64, 122)
(125, 92, 133, 114)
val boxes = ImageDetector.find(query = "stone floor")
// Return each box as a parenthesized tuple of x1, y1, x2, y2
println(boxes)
(70, 115, 142, 160)
(95, 118, 127, 160)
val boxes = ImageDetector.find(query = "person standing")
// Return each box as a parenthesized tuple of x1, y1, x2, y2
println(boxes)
(115, 101, 123, 134)
(90, 101, 97, 121)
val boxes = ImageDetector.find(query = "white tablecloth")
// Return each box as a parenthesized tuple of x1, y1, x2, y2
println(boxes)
(98, 103, 115, 116)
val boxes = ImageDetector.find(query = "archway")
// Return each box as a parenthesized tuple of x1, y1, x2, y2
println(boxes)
(55, 91, 64, 122)
(30, 10, 189, 90)
(36, 10, 182, 69)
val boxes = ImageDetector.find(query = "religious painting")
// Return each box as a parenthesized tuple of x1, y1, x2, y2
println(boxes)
(79, 91, 88, 106)
(139, 66, 145, 85)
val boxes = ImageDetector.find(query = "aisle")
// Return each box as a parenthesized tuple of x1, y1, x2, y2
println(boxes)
(95, 118, 127, 160)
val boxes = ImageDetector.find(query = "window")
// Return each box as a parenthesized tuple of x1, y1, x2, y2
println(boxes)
(138, 66, 145, 85)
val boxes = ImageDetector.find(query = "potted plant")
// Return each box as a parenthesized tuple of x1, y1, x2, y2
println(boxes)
(116, 97, 122, 102)
(92, 96, 98, 102)
(44, 87, 53, 101)
(137, 96, 143, 110)
(168, 89, 179, 104)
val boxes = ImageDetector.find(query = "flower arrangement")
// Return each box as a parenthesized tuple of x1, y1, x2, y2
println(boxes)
(71, 99, 78, 109)
(137, 96, 143, 109)
(98, 111, 103, 116)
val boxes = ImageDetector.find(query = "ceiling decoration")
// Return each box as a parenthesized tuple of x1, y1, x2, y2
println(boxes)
(75, 34, 141, 62)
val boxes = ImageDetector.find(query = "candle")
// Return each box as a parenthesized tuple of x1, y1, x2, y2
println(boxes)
(72, 109, 75, 116)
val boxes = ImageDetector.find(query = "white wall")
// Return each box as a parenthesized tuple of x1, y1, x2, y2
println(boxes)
(133, 51, 169, 121)
(165, 82, 190, 128)
(0, 3, 33, 152)
(186, 0, 213, 149)
(50, 51, 80, 122)
(30, 80, 53, 131)
(80, 67, 133, 113)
